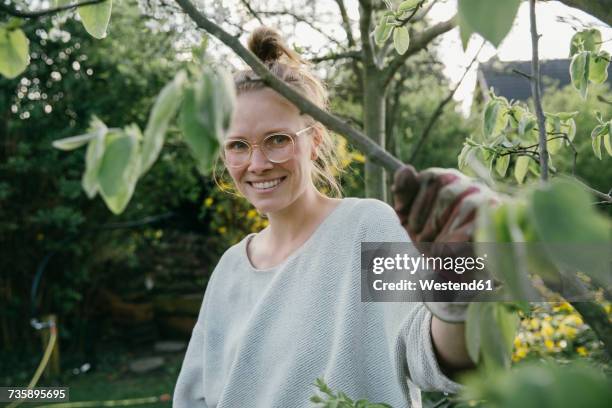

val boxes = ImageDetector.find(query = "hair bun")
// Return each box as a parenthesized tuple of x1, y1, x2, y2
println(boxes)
(247, 26, 307, 67)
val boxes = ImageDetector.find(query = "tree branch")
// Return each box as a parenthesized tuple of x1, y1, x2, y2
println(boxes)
(409, 41, 484, 162)
(529, 0, 549, 182)
(239, 0, 264, 25)
(359, 0, 377, 71)
(556, 0, 612, 26)
(310, 50, 361, 63)
(334, 0, 355, 48)
(0, 0, 107, 18)
(173, 0, 403, 172)
(382, 16, 456, 87)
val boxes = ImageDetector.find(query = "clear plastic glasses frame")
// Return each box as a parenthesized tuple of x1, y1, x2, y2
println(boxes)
(221, 126, 313, 168)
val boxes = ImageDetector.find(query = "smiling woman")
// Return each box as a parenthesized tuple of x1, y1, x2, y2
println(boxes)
(173, 27, 474, 408)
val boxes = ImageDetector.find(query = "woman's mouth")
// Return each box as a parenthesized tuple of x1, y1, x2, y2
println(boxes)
(246, 176, 287, 192)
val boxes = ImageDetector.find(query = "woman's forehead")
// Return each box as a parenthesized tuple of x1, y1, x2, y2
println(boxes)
(228, 89, 303, 139)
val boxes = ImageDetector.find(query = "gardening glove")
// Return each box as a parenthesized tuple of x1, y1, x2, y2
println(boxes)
(391, 165, 501, 322)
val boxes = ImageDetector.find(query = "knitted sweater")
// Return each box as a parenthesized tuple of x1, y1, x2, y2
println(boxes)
(173, 197, 460, 408)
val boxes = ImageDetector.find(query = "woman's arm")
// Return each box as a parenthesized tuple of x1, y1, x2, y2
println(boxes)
(431, 316, 474, 375)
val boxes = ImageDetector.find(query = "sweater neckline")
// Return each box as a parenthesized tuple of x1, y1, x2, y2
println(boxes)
(242, 198, 354, 272)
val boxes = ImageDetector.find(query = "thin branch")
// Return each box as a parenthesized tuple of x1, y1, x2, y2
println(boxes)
(409, 41, 485, 162)
(382, 16, 456, 87)
(334, 0, 355, 47)
(174, 0, 404, 172)
(310, 50, 361, 63)
(597, 95, 612, 105)
(413, 0, 440, 22)
(239, 0, 264, 25)
(512, 69, 533, 81)
(0, 0, 106, 18)
(529, 0, 549, 182)
(396, 1, 426, 27)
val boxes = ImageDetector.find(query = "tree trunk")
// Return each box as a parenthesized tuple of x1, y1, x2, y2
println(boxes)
(363, 73, 387, 200)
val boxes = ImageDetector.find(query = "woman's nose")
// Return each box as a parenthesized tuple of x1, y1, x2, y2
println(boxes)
(247, 146, 274, 173)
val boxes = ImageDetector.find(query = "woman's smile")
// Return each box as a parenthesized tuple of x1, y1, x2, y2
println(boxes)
(246, 176, 287, 192)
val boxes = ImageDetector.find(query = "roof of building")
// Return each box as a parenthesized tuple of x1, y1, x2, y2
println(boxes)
(476, 58, 612, 102)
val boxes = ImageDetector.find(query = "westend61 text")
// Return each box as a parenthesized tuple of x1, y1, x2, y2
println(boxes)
(372, 279, 494, 291)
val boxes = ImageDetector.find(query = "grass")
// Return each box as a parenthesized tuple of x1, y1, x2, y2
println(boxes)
(1, 344, 184, 408)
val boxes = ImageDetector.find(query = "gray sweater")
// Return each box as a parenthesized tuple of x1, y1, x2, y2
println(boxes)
(173, 198, 460, 408)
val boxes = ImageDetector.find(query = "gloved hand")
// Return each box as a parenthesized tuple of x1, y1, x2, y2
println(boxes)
(391, 165, 501, 322)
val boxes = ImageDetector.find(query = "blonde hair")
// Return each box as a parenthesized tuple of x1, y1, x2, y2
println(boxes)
(226, 26, 343, 198)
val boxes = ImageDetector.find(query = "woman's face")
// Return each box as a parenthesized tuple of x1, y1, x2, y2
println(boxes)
(224, 88, 318, 214)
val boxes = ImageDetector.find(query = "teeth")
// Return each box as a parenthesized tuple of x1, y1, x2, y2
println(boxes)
(252, 178, 283, 189)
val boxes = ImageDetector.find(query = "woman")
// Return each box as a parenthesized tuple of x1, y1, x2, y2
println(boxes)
(174, 27, 486, 408)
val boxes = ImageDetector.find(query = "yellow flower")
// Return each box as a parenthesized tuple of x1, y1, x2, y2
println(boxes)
(544, 339, 555, 351)
(604, 303, 611, 315)
(513, 337, 522, 349)
(553, 302, 573, 313)
(563, 314, 583, 326)
(529, 318, 540, 330)
(351, 152, 366, 164)
(557, 324, 577, 339)
(217, 226, 227, 235)
(540, 321, 554, 338)
(154, 230, 163, 239)
(513, 346, 528, 362)
(576, 346, 588, 356)
(247, 209, 257, 219)
(204, 197, 214, 207)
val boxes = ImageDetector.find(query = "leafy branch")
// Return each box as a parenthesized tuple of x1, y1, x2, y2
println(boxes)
(0, 0, 107, 19)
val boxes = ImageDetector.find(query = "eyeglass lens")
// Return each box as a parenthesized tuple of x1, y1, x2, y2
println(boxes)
(224, 133, 295, 167)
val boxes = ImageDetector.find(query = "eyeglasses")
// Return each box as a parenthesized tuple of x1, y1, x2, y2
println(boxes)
(222, 126, 313, 168)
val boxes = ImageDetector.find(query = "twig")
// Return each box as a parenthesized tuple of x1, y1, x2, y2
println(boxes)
(239, 0, 264, 25)
(396, 0, 426, 27)
(512, 69, 533, 81)
(174, 0, 404, 172)
(310, 50, 361, 63)
(529, 0, 549, 182)
(0, 0, 107, 18)
(409, 41, 485, 162)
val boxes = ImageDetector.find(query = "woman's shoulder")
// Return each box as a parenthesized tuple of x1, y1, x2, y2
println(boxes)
(340, 197, 399, 221)
(339, 197, 408, 241)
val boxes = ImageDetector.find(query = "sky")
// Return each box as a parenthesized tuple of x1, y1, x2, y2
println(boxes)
(283, 0, 612, 115)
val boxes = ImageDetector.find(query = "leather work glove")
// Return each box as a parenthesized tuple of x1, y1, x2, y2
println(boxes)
(391, 165, 501, 322)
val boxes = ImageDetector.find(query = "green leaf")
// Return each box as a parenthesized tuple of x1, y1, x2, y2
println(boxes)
(213, 68, 237, 139)
(398, 0, 422, 12)
(604, 129, 612, 157)
(458, 12, 474, 50)
(514, 155, 529, 184)
(374, 17, 393, 46)
(569, 28, 602, 57)
(98, 126, 141, 214)
(465, 302, 482, 364)
(480, 303, 519, 370)
(78, 0, 113, 39)
(52, 132, 98, 151)
(591, 123, 608, 159)
(0, 27, 30, 79)
(588, 50, 610, 84)
(82, 117, 108, 198)
(140, 70, 187, 176)
(180, 85, 219, 176)
(457, 0, 520, 47)
(495, 154, 509, 177)
(528, 180, 611, 288)
(570, 51, 590, 99)
(393, 26, 410, 55)
(483, 99, 508, 139)
(592, 134, 602, 159)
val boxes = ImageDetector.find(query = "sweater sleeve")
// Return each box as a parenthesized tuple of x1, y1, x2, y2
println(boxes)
(358, 199, 462, 394)
(173, 321, 209, 408)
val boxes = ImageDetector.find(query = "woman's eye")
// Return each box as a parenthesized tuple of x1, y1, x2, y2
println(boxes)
(227, 141, 249, 151)
(268, 134, 291, 146)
